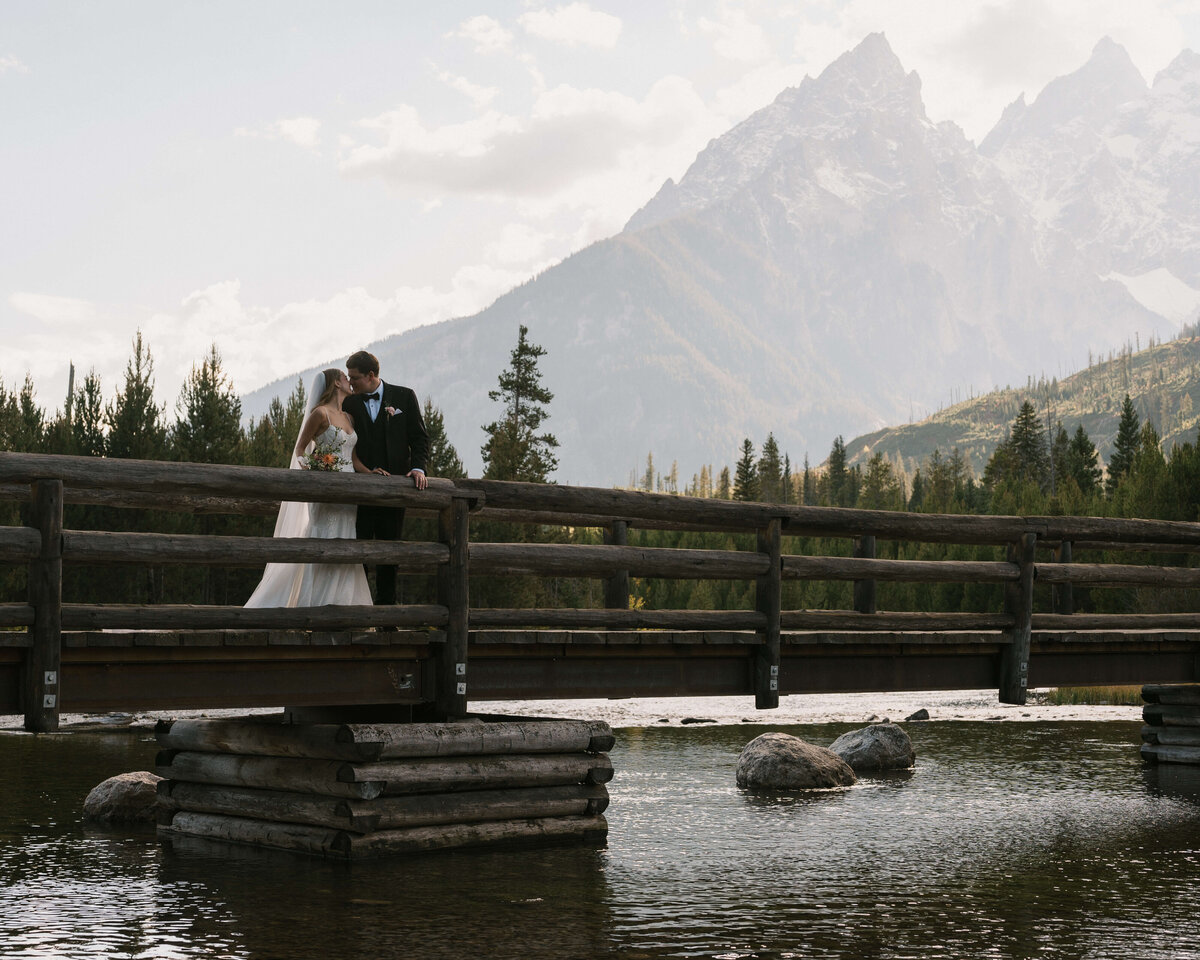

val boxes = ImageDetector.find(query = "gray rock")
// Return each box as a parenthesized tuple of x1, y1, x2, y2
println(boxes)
(905, 708, 930, 721)
(736, 732, 857, 789)
(83, 771, 163, 823)
(829, 723, 915, 772)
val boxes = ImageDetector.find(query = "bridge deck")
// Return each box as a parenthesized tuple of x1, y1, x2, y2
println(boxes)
(2, 628, 1194, 715)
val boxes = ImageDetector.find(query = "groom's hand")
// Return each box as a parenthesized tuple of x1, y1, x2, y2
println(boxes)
(407, 470, 428, 490)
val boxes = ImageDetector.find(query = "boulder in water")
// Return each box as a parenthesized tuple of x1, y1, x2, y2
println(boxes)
(83, 771, 163, 823)
(829, 723, 915, 772)
(736, 732, 856, 789)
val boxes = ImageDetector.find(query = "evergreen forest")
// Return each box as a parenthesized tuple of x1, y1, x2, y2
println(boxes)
(4, 330, 1200, 622)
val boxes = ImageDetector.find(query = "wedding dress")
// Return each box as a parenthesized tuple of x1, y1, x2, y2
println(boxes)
(245, 415, 372, 609)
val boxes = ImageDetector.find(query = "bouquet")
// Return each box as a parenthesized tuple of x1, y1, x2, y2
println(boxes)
(303, 438, 350, 472)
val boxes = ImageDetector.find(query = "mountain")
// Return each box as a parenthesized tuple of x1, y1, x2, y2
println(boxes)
(982, 39, 1200, 319)
(245, 34, 1186, 486)
(843, 331, 1200, 480)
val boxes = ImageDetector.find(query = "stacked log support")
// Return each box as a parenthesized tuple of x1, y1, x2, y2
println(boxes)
(1142, 684, 1200, 764)
(155, 715, 612, 858)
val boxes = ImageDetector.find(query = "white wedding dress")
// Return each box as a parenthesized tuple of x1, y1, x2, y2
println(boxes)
(245, 424, 373, 608)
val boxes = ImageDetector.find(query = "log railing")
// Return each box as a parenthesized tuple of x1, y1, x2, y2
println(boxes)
(3, 451, 1200, 730)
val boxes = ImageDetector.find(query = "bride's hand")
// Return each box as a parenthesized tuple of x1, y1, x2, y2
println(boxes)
(372, 467, 391, 476)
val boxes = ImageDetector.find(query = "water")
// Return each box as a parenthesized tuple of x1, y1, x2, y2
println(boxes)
(3, 720, 1200, 959)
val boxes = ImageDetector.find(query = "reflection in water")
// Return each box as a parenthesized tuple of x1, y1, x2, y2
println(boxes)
(2, 720, 1200, 958)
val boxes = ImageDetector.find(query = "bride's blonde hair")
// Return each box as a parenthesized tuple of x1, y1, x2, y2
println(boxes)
(316, 368, 344, 407)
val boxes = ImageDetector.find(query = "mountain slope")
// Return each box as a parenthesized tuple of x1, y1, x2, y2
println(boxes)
(844, 332, 1200, 478)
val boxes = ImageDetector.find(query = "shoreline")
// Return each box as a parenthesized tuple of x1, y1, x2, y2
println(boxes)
(0, 689, 1142, 733)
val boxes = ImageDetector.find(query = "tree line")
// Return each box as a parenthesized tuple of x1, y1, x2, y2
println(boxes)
(4, 324, 1199, 619)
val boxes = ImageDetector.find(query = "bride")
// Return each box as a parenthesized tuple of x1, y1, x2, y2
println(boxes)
(245, 368, 373, 608)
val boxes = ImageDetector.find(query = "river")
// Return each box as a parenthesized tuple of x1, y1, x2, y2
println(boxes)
(2, 693, 1199, 959)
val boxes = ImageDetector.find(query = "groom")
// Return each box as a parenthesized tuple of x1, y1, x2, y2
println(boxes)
(344, 350, 430, 605)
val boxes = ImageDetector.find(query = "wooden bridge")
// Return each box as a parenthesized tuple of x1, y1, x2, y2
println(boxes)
(3, 451, 1200, 734)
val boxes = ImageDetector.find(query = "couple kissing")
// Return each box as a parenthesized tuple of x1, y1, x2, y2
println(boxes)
(245, 349, 430, 612)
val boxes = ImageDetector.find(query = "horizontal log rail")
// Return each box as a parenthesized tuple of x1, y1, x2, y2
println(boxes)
(469, 608, 766, 630)
(0, 452, 482, 511)
(1032, 612, 1200, 631)
(61, 531, 449, 569)
(0, 603, 34, 628)
(57, 603, 449, 632)
(1033, 562, 1200, 589)
(782, 555, 1017, 583)
(780, 610, 1015, 631)
(470, 543, 769, 579)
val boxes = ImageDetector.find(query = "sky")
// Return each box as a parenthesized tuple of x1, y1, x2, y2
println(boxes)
(4, 0, 1200, 417)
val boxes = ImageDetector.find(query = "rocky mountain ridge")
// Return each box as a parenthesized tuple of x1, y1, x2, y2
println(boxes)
(245, 34, 1197, 486)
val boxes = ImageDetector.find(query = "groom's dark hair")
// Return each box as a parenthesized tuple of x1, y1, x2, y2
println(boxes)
(347, 350, 379, 376)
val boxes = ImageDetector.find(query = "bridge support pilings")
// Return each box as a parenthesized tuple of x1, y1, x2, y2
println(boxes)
(999, 533, 1036, 705)
(754, 518, 782, 709)
(22, 479, 63, 733)
(154, 715, 613, 858)
(1141, 684, 1200, 764)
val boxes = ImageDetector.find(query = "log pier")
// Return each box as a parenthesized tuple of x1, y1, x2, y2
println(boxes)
(155, 716, 613, 858)
(1142, 684, 1200, 765)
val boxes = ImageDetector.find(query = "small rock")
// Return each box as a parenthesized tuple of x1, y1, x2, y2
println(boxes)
(905, 708, 930, 722)
(829, 723, 915, 772)
(657, 718, 670, 724)
(680, 717, 715, 725)
(736, 732, 856, 790)
(83, 771, 163, 823)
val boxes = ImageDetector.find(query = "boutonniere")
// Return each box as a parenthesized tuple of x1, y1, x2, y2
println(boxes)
(385, 406, 400, 418)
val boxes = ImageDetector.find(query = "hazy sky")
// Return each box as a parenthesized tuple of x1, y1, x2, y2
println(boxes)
(4, 0, 1200, 415)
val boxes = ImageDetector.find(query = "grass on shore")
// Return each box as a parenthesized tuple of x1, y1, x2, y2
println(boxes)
(1035, 685, 1143, 706)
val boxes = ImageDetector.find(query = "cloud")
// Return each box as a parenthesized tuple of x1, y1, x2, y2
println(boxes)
(10, 292, 97, 326)
(236, 116, 321, 150)
(339, 75, 710, 201)
(273, 116, 321, 149)
(0, 55, 28, 74)
(698, 6, 771, 62)
(438, 71, 499, 108)
(449, 15, 514, 54)
(518, 3, 623, 49)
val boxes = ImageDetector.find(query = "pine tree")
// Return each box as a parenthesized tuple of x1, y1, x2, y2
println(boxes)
(8, 374, 45, 452)
(1106, 394, 1140, 496)
(733, 438, 759, 501)
(781, 453, 792, 504)
(757, 433, 783, 502)
(424, 398, 466, 478)
(802, 454, 816, 505)
(716, 466, 731, 500)
(1066, 424, 1102, 496)
(172, 344, 244, 464)
(826, 435, 848, 506)
(245, 379, 307, 468)
(640, 453, 655, 492)
(481, 325, 558, 482)
(106, 332, 166, 460)
(70, 370, 106, 457)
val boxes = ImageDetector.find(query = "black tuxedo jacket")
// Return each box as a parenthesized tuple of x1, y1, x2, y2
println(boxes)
(345, 382, 430, 477)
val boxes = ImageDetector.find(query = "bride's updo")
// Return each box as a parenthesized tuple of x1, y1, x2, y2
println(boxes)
(316, 368, 344, 406)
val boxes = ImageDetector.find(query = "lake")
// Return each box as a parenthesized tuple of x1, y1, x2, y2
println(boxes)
(2, 714, 1200, 959)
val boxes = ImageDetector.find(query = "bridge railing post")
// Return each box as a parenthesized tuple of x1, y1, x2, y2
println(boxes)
(754, 517, 782, 709)
(603, 519, 630, 610)
(853, 534, 877, 614)
(434, 495, 471, 720)
(999, 532, 1036, 705)
(24, 479, 63, 732)
(1052, 540, 1074, 615)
